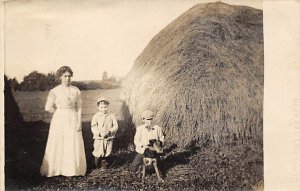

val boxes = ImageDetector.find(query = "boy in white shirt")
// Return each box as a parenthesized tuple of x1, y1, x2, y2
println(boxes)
(91, 98, 118, 170)
(129, 110, 164, 173)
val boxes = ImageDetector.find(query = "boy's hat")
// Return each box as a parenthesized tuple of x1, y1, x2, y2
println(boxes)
(141, 110, 154, 119)
(97, 97, 110, 104)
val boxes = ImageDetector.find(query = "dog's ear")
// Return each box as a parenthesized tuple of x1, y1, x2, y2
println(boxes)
(156, 140, 163, 147)
(148, 139, 156, 146)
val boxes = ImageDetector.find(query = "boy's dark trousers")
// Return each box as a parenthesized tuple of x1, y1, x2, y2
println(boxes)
(129, 153, 165, 176)
(129, 153, 144, 173)
(95, 156, 110, 168)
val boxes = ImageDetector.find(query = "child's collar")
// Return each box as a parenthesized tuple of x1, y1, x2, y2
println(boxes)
(145, 125, 154, 131)
(97, 112, 108, 116)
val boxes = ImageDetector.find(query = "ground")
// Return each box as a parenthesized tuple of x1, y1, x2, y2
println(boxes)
(5, 88, 263, 190)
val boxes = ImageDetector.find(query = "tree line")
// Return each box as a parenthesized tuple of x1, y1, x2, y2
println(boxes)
(6, 71, 122, 91)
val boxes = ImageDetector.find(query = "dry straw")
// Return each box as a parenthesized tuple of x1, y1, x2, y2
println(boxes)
(122, 2, 263, 148)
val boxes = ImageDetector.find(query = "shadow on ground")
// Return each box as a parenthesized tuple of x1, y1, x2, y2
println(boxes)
(4, 95, 263, 190)
(5, 121, 48, 190)
(4, 101, 138, 190)
(5, 100, 200, 190)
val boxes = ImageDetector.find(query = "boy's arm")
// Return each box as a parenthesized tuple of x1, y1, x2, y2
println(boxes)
(91, 115, 100, 138)
(157, 125, 165, 144)
(109, 114, 119, 136)
(134, 126, 143, 149)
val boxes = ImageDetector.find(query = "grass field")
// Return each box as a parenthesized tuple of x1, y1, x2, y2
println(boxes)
(13, 88, 124, 123)
(6, 88, 263, 190)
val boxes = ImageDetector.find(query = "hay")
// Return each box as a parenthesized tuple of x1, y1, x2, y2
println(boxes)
(122, 2, 263, 147)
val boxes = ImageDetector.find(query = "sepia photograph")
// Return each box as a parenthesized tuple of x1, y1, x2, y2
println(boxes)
(4, 0, 295, 190)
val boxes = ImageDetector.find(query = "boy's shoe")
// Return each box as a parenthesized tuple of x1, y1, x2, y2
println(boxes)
(89, 168, 99, 175)
(100, 159, 108, 171)
(129, 166, 141, 175)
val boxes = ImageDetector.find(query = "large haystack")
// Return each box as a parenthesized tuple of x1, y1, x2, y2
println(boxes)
(122, 2, 263, 147)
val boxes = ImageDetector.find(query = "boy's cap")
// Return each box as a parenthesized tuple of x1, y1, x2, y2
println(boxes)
(97, 97, 110, 104)
(141, 110, 154, 119)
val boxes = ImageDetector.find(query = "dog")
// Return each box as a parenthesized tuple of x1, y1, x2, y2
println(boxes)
(142, 139, 164, 183)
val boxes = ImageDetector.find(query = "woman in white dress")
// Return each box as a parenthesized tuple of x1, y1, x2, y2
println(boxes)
(40, 66, 87, 177)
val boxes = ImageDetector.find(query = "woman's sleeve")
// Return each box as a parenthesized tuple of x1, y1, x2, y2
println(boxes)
(45, 90, 56, 113)
(110, 114, 119, 136)
(76, 89, 83, 110)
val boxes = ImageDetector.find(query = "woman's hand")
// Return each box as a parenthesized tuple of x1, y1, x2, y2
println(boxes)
(45, 107, 56, 113)
(76, 120, 82, 131)
(104, 130, 111, 138)
(76, 108, 82, 132)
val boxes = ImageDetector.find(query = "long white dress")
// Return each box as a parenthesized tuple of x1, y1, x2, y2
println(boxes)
(40, 85, 87, 177)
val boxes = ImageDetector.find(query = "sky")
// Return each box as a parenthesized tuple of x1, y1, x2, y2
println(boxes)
(4, 0, 262, 81)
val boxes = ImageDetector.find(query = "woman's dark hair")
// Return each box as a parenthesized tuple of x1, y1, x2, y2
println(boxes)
(56, 66, 73, 78)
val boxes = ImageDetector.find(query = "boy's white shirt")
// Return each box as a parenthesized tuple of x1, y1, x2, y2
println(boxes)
(134, 124, 164, 154)
(91, 112, 118, 140)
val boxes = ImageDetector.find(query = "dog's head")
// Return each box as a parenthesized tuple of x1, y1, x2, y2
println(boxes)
(147, 139, 163, 154)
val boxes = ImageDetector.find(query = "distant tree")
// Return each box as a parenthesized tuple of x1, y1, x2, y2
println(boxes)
(109, 75, 117, 83)
(102, 71, 109, 81)
(17, 70, 122, 91)
(71, 81, 88, 90)
(44, 72, 59, 90)
(18, 71, 60, 91)
(7, 77, 20, 91)
(19, 71, 47, 91)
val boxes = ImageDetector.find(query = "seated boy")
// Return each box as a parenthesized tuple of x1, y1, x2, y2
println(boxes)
(129, 109, 165, 173)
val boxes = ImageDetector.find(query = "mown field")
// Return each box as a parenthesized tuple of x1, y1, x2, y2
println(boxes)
(6, 88, 263, 191)
(13, 88, 124, 123)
